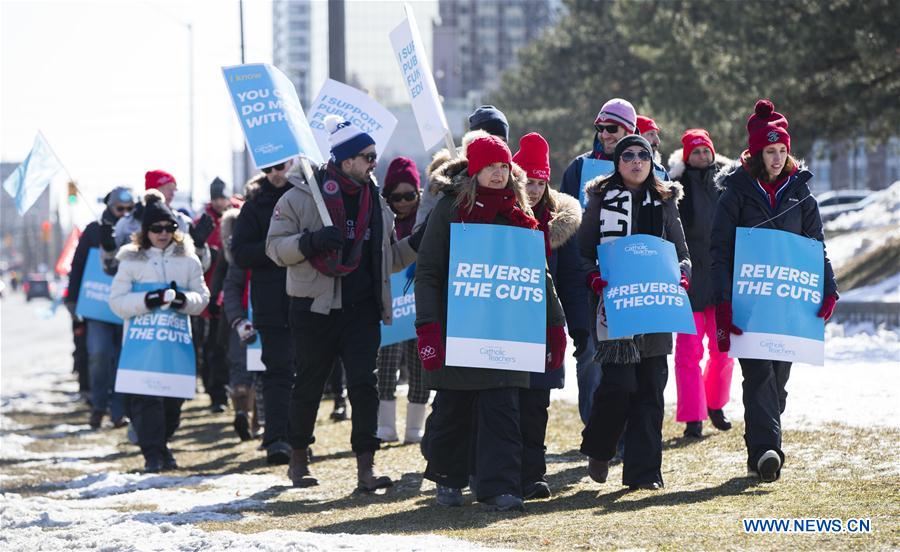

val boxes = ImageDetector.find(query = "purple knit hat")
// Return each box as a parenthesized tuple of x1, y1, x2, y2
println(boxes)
(594, 98, 637, 133)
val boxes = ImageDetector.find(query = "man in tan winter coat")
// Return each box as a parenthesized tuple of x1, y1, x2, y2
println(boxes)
(266, 115, 422, 491)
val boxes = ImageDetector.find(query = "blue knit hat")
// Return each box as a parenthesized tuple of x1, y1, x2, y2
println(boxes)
(325, 115, 376, 164)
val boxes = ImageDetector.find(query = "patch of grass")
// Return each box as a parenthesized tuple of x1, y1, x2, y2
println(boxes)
(6, 392, 899, 550)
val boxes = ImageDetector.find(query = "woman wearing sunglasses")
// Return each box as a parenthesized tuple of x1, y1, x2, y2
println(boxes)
(109, 192, 209, 473)
(375, 156, 429, 444)
(577, 134, 690, 491)
(710, 100, 837, 483)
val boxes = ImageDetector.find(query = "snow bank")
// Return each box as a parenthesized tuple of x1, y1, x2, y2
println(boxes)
(837, 272, 900, 302)
(825, 180, 900, 232)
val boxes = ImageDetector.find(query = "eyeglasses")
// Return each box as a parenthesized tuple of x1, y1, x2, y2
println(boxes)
(148, 223, 178, 234)
(261, 162, 286, 174)
(595, 123, 621, 134)
(620, 150, 652, 163)
(356, 152, 377, 164)
(114, 205, 134, 213)
(389, 191, 418, 203)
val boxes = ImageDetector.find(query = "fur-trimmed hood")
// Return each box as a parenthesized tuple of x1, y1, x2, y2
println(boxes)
(117, 234, 197, 262)
(427, 155, 532, 214)
(545, 188, 581, 250)
(218, 207, 241, 265)
(714, 152, 810, 191)
(584, 173, 684, 204)
(667, 149, 735, 180)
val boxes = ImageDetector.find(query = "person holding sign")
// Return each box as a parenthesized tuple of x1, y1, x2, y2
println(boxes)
(668, 129, 735, 438)
(577, 135, 690, 491)
(109, 194, 209, 473)
(414, 135, 567, 511)
(375, 156, 430, 444)
(559, 98, 637, 421)
(66, 186, 135, 429)
(266, 116, 422, 491)
(710, 100, 838, 483)
(515, 132, 585, 499)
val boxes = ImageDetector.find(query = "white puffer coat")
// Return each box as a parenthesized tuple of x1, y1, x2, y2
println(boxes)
(109, 236, 210, 322)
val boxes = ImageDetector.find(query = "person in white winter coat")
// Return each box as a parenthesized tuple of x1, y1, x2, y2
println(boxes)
(109, 193, 209, 473)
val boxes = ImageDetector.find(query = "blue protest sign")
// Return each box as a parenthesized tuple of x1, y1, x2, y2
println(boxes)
(597, 234, 695, 338)
(578, 159, 667, 208)
(730, 227, 825, 365)
(75, 248, 123, 325)
(222, 63, 323, 168)
(246, 288, 264, 372)
(381, 271, 417, 346)
(115, 283, 196, 399)
(445, 224, 546, 373)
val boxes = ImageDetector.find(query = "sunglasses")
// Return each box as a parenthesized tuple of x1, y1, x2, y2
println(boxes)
(261, 162, 286, 174)
(356, 152, 377, 164)
(389, 191, 418, 203)
(148, 223, 178, 234)
(620, 150, 653, 163)
(114, 205, 134, 213)
(595, 123, 621, 134)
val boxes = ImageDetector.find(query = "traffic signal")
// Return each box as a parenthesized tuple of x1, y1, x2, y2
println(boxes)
(67, 181, 78, 205)
(41, 220, 52, 243)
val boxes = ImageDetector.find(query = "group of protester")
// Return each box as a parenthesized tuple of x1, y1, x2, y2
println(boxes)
(64, 97, 838, 511)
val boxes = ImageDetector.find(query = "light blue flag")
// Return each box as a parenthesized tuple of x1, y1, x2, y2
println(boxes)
(2, 133, 65, 215)
(222, 63, 324, 168)
(445, 224, 547, 373)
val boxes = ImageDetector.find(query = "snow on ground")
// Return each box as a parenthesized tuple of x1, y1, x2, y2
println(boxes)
(825, 180, 900, 233)
(1, 295, 503, 552)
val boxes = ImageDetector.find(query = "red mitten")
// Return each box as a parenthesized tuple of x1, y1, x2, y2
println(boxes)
(817, 294, 837, 321)
(680, 272, 690, 291)
(547, 326, 567, 372)
(587, 271, 608, 297)
(714, 301, 743, 353)
(416, 322, 445, 372)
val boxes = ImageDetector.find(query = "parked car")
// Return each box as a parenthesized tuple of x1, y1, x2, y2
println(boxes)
(817, 190, 873, 222)
(23, 273, 52, 301)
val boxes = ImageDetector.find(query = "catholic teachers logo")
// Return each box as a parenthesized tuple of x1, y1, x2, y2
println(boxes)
(255, 143, 282, 155)
(624, 242, 658, 257)
(760, 339, 796, 357)
(479, 345, 516, 365)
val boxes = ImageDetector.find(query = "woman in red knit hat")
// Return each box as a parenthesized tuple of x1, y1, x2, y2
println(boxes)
(710, 99, 838, 483)
(375, 157, 430, 444)
(414, 135, 566, 511)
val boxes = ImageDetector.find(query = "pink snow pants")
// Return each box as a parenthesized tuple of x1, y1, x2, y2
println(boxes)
(674, 305, 734, 422)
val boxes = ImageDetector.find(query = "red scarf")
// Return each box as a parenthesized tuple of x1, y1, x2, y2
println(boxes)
(308, 163, 372, 277)
(532, 202, 553, 259)
(456, 186, 548, 254)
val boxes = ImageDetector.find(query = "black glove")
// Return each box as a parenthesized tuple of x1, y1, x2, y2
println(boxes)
(298, 226, 343, 258)
(190, 213, 215, 248)
(99, 224, 117, 252)
(408, 223, 426, 252)
(207, 300, 220, 317)
(169, 281, 188, 310)
(571, 328, 589, 358)
(144, 288, 171, 309)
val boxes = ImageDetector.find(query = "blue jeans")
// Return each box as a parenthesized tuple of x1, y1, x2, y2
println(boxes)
(575, 338, 602, 425)
(86, 319, 123, 420)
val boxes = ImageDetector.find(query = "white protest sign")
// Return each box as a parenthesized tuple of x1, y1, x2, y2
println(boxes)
(389, 4, 450, 151)
(308, 79, 398, 160)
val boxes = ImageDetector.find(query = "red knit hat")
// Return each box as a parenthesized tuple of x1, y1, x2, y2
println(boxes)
(467, 135, 512, 177)
(747, 99, 790, 155)
(145, 170, 176, 190)
(383, 157, 420, 195)
(512, 132, 551, 181)
(681, 128, 716, 163)
(636, 115, 660, 135)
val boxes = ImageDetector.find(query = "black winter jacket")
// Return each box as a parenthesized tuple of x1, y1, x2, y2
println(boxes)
(709, 162, 838, 304)
(231, 177, 290, 328)
(66, 208, 119, 305)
